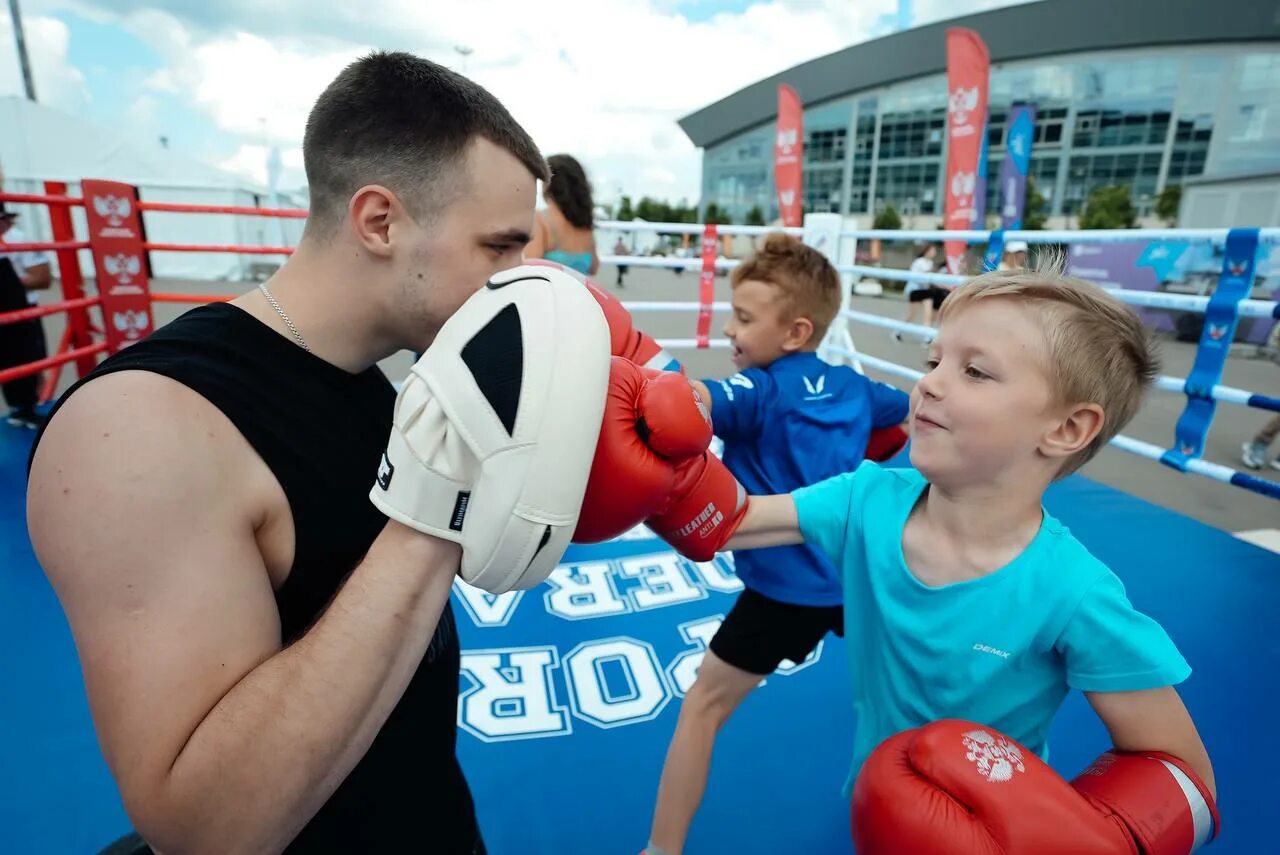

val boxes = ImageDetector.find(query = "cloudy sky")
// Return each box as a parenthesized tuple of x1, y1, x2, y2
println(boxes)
(1, 0, 1027, 205)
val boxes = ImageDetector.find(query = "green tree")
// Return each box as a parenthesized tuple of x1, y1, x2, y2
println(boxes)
(703, 201, 734, 225)
(615, 196, 634, 221)
(873, 204, 902, 230)
(1079, 185, 1137, 229)
(745, 205, 766, 226)
(1022, 176, 1048, 230)
(634, 196, 665, 222)
(1155, 185, 1182, 225)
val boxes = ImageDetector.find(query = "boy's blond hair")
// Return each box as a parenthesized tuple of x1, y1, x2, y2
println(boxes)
(938, 255, 1159, 477)
(731, 233, 842, 345)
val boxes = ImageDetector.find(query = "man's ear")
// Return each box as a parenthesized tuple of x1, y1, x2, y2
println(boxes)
(348, 185, 399, 258)
(782, 316, 816, 352)
(1041, 402, 1105, 463)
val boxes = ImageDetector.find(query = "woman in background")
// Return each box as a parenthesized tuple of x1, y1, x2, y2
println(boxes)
(525, 153, 599, 276)
(896, 242, 943, 339)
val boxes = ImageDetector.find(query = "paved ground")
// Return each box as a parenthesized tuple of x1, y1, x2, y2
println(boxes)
(30, 261, 1280, 534)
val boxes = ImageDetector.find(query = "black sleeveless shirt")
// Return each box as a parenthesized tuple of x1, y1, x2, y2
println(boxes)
(33, 303, 482, 853)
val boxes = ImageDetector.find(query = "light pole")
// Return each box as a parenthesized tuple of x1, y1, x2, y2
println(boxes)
(454, 45, 473, 74)
(8, 0, 38, 101)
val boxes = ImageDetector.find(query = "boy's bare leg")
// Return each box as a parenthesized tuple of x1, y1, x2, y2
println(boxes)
(647, 651, 764, 855)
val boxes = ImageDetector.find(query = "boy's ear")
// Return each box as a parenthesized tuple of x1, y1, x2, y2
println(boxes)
(782, 315, 816, 352)
(1040, 402, 1104, 462)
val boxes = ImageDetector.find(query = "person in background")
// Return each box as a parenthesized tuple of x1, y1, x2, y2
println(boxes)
(898, 243, 943, 339)
(524, 153, 599, 276)
(999, 239, 1029, 271)
(613, 236, 630, 288)
(0, 205, 53, 428)
(1241, 414, 1280, 471)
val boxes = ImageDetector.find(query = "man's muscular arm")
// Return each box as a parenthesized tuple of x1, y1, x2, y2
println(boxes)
(28, 372, 458, 855)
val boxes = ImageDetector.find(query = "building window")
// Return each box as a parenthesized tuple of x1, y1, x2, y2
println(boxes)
(805, 128, 847, 164)
(878, 107, 946, 159)
(803, 168, 844, 213)
(874, 162, 941, 215)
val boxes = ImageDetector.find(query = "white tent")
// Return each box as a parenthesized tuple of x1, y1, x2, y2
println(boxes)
(0, 97, 305, 281)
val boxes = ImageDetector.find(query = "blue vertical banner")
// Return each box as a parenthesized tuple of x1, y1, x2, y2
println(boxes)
(1000, 105, 1036, 229)
(973, 111, 989, 227)
(1162, 228, 1260, 468)
(982, 229, 1005, 272)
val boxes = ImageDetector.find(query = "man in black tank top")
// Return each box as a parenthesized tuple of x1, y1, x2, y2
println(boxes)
(27, 53, 549, 854)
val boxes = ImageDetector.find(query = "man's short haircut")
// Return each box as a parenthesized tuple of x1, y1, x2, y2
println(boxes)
(302, 51, 549, 236)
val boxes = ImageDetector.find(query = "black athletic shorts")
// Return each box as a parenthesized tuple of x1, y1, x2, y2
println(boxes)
(908, 285, 947, 308)
(709, 587, 843, 675)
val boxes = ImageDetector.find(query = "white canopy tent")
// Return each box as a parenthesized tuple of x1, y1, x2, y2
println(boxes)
(0, 97, 306, 282)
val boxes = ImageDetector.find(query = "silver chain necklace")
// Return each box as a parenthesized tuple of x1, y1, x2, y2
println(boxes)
(258, 282, 310, 352)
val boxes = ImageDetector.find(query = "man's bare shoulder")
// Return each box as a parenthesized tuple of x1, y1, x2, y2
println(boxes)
(30, 369, 257, 528)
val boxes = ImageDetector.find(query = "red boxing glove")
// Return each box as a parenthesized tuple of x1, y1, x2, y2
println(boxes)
(524, 257, 681, 371)
(645, 446, 748, 562)
(574, 358, 712, 544)
(1072, 749, 1219, 855)
(864, 425, 908, 462)
(575, 358, 747, 561)
(851, 720, 1218, 855)
(585, 279, 682, 372)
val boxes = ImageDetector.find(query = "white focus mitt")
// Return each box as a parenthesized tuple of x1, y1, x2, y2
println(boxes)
(370, 264, 611, 592)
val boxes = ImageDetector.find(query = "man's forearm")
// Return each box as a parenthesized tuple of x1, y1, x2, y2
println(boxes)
(145, 522, 459, 854)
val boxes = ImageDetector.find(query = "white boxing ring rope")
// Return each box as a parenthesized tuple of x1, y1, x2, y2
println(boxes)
(828, 347, 1272, 496)
(601, 220, 1280, 500)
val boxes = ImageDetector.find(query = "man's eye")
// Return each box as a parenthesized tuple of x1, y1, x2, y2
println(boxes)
(965, 365, 987, 379)
(924, 358, 939, 370)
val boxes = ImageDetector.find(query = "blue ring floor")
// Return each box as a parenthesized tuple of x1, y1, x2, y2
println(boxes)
(2, 418, 1276, 854)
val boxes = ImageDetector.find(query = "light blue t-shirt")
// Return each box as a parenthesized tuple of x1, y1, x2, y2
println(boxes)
(792, 462, 1191, 795)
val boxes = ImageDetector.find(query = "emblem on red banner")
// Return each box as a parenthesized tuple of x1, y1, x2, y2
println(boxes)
(83, 179, 156, 351)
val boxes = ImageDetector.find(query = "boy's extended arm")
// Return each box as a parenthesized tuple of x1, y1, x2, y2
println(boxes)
(724, 494, 803, 551)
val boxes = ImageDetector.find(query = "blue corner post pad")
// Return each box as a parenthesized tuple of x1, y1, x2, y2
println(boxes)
(1165, 227, 1260, 461)
(982, 229, 1005, 273)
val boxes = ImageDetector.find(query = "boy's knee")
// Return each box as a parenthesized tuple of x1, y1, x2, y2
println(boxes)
(680, 669, 755, 727)
(680, 682, 734, 728)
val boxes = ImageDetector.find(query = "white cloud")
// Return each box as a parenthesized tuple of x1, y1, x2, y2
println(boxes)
(127, 92, 157, 124)
(21, 0, 1035, 204)
(0, 14, 90, 111)
(141, 68, 179, 94)
(218, 143, 306, 188)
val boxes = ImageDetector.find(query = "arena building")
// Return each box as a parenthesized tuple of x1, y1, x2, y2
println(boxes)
(678, 0, 1280, 228)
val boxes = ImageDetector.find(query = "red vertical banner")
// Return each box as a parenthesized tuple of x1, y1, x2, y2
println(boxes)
(942, 27, 990, 274)
(696, 224, 717, 348)
(774, 84, 804, 228)
(82, 180, 155, 353)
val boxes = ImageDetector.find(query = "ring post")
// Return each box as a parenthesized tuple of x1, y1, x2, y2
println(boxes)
(43, 180, 96, 389)
(804, 212, 859, 371)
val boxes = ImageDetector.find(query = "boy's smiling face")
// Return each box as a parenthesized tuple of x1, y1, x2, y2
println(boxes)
(723, 279, 806, 370)
(909, 298, 1065, 488)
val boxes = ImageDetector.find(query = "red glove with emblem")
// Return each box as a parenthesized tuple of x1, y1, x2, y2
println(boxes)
(851, 719, 1218, 855)
(864, 425, 908, 462)
(575, 357, 747, 561)
(524, 258, 682, 371)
